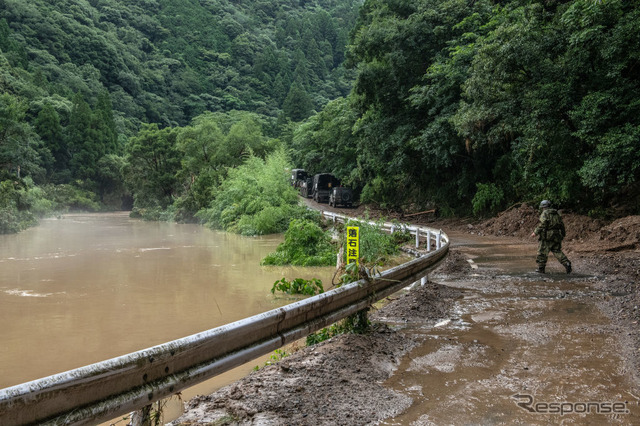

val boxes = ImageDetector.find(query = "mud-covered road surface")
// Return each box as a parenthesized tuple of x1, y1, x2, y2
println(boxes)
(171, 204, 640, 425)
(379, 231, 639, 424)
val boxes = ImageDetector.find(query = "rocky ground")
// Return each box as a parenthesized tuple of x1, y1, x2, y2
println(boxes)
(170, 203, 640, 425)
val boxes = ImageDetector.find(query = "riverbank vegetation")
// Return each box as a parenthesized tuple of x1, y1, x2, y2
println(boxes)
(262, 218, 336, 266)
(271, 277, 324, 296)
(195, 149, 316, 235)
(2, 1, 639, 234)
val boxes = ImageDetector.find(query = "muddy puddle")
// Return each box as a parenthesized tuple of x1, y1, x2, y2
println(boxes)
(381, 233, 640, 425)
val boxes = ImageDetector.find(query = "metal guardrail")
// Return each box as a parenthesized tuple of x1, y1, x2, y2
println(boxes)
(0, 212, 448, 425)
(320, 210, 446, 251)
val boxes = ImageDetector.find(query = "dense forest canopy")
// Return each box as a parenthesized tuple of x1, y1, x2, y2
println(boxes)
(1, 0, 639, 234)
(1, 0, 358, 128)
(292, 0, 640, 216)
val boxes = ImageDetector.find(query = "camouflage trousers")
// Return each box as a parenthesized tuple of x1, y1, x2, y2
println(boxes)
(536, 239, 569, 267)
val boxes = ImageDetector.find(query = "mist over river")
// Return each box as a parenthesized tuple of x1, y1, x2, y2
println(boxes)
(0, 212, 333, 394)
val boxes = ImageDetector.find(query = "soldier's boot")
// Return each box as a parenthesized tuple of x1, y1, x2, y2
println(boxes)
(563, 261, 572, 274)
(535, 264, 546, 274)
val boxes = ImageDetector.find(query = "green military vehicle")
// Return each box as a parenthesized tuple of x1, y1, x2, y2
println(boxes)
(329, 187, 354, 208)
(312, 173, 340, 203)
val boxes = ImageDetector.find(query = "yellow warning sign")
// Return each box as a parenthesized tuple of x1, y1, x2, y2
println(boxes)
(346, 226, 359, 265)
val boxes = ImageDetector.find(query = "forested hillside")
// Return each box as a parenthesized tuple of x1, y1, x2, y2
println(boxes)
(1, 0, 357, 127)
(0, 0, 360, 232)
(1, 0, 639, 235)
(292, 0, 640, 216)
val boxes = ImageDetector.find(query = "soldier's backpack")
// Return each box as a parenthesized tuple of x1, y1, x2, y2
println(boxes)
(547, 209, 566, 241)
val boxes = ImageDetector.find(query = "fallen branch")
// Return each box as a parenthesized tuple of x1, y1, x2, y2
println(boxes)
(402, 209, 436, 218)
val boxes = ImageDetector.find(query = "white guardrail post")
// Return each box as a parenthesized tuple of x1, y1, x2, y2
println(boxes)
(0, 212, 448, 425)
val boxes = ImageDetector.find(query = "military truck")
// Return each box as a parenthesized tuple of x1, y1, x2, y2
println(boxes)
(312, 173, 340, 203)
(329, 187, 354, 208)
(290, 169, 308, 188)
(300, 177, 314, 198)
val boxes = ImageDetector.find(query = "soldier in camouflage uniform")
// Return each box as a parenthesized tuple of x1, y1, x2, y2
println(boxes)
(530, 200, 572, 274)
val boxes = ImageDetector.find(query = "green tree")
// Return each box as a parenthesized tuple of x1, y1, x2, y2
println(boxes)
(124, 123, 181, 213)
(564, 1, 640, 204)
(455, 0, 640, 209)
(224, 118, 271, 163)
(282, 82, 314, 122)
(174, 114, 225, 220)
(339, 0, 640, 214)
(94, 91, 119, 155)
(454, 2, 577, 204)
(346, 0, 491, 210)
(1, 0, 357, 132)
(290, 96, 358, 182)
(0, 94, 45, 180)
(0, 18, 12, 51)
(34, 103, 67, 180)
(67, 93, 96, 181)
(95, 154, 126, 207)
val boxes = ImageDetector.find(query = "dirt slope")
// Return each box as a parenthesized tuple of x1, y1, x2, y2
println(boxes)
(471, 203, 640, 252)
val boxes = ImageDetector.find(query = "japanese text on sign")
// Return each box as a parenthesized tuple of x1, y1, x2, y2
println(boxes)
(346, 226, 359, 265)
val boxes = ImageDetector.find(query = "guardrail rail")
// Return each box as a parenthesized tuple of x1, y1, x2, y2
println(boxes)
(0, 211, 448, 425)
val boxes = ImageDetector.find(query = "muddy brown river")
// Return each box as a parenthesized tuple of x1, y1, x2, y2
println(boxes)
(0, 212, 334, 421)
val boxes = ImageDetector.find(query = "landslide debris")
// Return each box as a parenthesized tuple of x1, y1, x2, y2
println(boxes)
(469, 202, 640, 252)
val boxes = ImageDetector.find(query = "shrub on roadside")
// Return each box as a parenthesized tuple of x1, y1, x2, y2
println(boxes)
(271, 277, 324, 295)
(306, 310, 370, 346)
(197, 149, 307, 236)
(472, 183, 505, 217)
(261, 218, 336, 266)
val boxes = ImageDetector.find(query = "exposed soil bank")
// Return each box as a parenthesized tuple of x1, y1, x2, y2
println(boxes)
(170, 203, 640, 425)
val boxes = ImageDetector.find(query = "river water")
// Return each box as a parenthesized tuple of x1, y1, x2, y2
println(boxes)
(0, 212, 334, 419)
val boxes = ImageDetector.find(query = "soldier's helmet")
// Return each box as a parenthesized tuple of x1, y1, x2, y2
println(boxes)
(539, 200, 551, 209)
